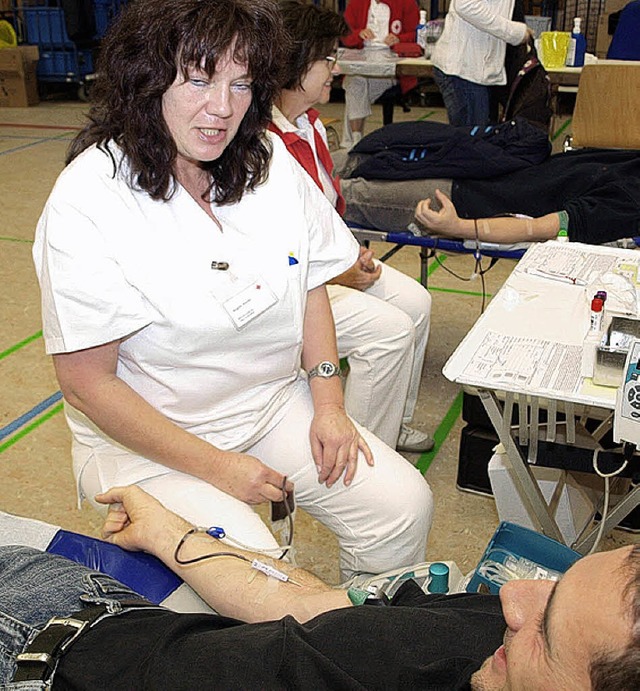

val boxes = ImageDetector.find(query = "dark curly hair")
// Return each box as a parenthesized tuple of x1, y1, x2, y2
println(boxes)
(278, 0, 348, 91)
(67, 0, 289, 204)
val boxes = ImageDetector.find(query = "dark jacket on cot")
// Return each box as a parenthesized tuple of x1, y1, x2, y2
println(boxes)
(346, 118, 552, 180)
(454, 148, 640, 245)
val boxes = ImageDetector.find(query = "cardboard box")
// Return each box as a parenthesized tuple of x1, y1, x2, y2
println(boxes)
(596, 14, 614, 57)
(605, 0, 632, 13)
(0, 45, 39, 107)
(487, 452, 624, 546)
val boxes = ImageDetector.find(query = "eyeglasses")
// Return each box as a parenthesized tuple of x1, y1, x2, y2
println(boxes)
(325, 48, 339, 64)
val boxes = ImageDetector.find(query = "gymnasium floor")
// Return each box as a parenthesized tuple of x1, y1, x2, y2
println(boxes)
(1, 92, 636, 586)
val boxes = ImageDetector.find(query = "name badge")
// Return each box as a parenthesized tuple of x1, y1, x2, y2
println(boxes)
(223, 279, 277, 329)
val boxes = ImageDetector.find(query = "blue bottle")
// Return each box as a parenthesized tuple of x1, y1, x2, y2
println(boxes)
(566, 17, 586, 67)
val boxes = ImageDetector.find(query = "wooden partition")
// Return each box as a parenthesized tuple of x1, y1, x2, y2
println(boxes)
(571, 62, 640, 148)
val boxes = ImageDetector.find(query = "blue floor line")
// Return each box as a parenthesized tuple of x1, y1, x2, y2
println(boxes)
(0, 133, 72, 156)
(0, 391, 63, 441)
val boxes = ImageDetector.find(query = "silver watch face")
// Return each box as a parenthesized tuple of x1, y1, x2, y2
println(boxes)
(309, 361, 339, 378)
(317, 361, 338, 377)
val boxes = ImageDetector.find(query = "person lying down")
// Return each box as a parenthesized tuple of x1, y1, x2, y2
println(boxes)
(1, 485, 639, 690)
(339, 148, 640, 246)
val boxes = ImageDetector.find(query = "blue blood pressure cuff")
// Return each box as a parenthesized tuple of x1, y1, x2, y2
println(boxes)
(47, 530, 182, 604)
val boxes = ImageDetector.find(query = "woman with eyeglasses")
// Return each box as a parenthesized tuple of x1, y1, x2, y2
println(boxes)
(270, 0, 434, 457)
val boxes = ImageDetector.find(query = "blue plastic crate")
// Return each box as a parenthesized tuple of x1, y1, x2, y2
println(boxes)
(37, 47, 94, 81)
(22, 7, 74, 48)
(466, 522, 581, 595)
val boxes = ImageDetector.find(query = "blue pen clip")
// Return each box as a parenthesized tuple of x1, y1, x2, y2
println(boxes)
(206, 526, 226, 539)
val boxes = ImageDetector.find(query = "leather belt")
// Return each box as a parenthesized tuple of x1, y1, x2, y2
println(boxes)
(13, 599, 152, 684)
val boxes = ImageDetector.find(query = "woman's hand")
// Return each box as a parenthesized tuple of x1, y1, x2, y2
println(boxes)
(330, 246, 381, 291)
(309, 404, 373, 488)
(415, 188, 463, 237)
(359, 28, 375, 40)
(206, 451, 294, 505)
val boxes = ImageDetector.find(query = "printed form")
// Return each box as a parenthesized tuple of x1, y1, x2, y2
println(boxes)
(516, 243, 640, 289)
(458, 331, 583, 396)
(444, 242, 640, 406)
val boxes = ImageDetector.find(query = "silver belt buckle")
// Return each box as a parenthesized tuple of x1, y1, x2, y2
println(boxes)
(46, 615, 89, 653)
(16, 615, 89, 665)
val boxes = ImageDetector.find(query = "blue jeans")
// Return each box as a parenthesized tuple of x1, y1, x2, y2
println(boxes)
(0, 546, 153, 689)
(433, 68, 490, 127)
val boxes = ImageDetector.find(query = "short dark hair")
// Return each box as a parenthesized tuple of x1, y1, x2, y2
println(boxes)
(67, 0, 288, 204)
(590, 544, 640, 691)
(278, 0, 348, 90)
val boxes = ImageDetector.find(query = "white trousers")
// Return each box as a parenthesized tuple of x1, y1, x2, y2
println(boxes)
(342, 74, 396, 147)
(75, 383, 433, 581)
(329, 262, 431, 448)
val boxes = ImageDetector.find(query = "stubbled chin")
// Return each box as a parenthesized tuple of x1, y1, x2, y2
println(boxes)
(469, 650, 507, 691)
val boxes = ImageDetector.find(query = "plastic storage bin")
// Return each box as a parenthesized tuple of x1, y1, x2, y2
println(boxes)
(13, 0, 127, 95)
(466, 521, 581, 595)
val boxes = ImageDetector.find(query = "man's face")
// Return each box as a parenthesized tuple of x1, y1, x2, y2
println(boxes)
(471, 546, 634, 691)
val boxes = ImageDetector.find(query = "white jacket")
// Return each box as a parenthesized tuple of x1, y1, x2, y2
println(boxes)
(431, 0, 528, 85)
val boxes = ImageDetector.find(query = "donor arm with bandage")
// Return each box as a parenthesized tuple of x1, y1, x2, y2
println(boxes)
(414, 189, 562, 244)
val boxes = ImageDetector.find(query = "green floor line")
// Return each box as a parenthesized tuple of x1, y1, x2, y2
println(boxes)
(417, 110, 436, 121)
(0, 330, 42, 362)
(426, 253, 446, 277)
(415, 390, 463, 475)
(0, 402, 63, 454)
(430, 285, 493, 298)
(0, 236, 34, 244)
(551, 117, 572, 142)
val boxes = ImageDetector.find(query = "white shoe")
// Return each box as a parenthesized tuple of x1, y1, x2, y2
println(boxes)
(396, 425, 435, 453)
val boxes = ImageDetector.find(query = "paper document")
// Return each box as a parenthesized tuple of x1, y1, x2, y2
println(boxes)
(459, 331, 583, 395)
(516, 243, 640, 288)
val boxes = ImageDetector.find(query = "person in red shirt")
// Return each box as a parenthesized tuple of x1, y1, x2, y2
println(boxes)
(341, 0, 419, 146)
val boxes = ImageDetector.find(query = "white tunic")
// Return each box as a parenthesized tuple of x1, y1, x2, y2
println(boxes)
(33, 133, 359, 457)
(431, 0, 527, 86)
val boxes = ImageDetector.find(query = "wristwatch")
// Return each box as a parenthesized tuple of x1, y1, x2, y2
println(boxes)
(307, 361, 341, 380)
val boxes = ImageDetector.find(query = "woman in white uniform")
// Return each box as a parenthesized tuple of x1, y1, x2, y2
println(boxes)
(270, 1, 433, 454)
(32, 0, 433, 580)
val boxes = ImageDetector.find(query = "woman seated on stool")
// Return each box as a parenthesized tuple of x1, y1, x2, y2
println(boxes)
(32, 0, 433, 583)
(270, 0, 434, 454)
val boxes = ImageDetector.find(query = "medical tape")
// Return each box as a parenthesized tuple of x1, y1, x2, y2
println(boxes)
(525, 218, 534, 237)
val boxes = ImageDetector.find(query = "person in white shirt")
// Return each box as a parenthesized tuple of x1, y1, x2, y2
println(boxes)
(431, 0, 532, 126)
(270, 0, 434, 454)
(32, 0, 433, 582)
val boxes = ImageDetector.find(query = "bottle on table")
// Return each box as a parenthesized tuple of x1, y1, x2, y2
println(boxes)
(416, 10, 427, 53)
(566, 17, 586, 67)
